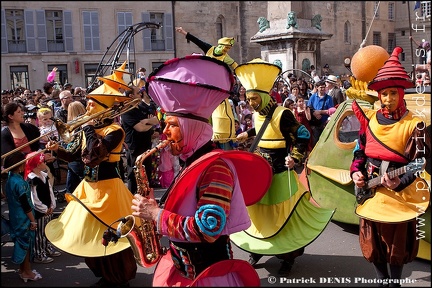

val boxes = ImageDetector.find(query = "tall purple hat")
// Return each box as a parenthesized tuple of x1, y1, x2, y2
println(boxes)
(146, 55, 235, 123)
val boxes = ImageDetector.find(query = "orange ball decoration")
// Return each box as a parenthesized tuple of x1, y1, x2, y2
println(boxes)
(350, 45, 389, 83)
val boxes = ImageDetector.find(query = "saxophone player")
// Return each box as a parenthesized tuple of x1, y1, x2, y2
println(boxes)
(45, 65, 139, 287)
(131, 55, 272, 286)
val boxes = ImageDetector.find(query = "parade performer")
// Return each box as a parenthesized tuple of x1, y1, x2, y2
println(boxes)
(350, 46, 431, 287)
(176, 26, 238, 150)
(45, 66, 138, 287)
(131, 55, 272, 286)
(232, 59, 335, 275)
(175, 26, 238, 69)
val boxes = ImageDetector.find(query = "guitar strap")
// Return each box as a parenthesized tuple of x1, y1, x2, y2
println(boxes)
(367, 110, 411, 163)
(379, 160, 390, 176)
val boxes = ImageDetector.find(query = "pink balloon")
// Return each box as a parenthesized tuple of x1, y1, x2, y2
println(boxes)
(47, 70, 56, 82)
(328, 107, 336, 115)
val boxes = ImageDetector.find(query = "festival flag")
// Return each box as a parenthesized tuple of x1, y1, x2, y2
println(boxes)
(413, 1, 421, 10)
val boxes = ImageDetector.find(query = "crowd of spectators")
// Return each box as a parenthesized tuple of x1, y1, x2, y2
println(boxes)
(1, 84, 87, 198)
(1, 85, 88, 128)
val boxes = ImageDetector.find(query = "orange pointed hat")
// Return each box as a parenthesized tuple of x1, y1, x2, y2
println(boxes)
(97, 61, 132, 92)
(86, 83, 126, 108)
(368, 46, 414, 92)
(92, 61, 133, 104)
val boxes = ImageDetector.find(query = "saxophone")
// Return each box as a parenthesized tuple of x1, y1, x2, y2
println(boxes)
(115, 140, 171, 267)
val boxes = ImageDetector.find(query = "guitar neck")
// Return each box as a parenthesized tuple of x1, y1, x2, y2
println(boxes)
(365, 166, 407, 189)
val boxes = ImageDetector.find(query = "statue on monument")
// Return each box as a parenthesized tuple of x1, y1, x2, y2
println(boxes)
(302, 58, 311, 73)
(312, 14, 322, 30)
(257, 17, 270, 33)
(286, 11, 298, 29)
(273, 59, 283, 69)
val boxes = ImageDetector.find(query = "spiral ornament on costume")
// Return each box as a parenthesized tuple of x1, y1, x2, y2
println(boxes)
(297, 125, 311, 140)
(195, 204, 226, 236)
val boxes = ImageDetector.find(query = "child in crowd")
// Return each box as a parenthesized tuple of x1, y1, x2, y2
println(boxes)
(237, 100, 252, 126)
(238, 114, 255, 151)
(283, 99, 295, 113)
(4, 152, 42, 282)
(24, 151, 61, 264)
(37, 107, 59, 149)
(294, 96, 314, 153)
(36, 107, 58, 183)
(241, 113, 254, 132)
(235, 119, 243, 135)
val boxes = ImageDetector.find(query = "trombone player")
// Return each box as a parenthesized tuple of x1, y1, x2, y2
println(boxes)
(44, 77, 139, 287)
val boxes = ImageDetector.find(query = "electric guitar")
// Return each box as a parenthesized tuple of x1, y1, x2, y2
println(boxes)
(355, 157, 426, 205)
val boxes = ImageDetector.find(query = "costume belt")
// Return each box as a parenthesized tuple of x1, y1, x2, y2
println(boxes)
(169, 235, 231, 279)
(84, 161, 121, 182)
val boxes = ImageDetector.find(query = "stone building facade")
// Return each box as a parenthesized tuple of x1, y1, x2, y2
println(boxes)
(1, 1, 430, 90)
(173, 1, 266, 63)
(261, 1, 430, 78)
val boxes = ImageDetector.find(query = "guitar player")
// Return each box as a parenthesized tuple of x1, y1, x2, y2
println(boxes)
(350, 47, 431, 287)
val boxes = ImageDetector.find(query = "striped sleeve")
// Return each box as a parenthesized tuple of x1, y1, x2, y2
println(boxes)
(157, 158, 234, 243)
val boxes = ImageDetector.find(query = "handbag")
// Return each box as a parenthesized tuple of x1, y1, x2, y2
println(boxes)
(309, 95, 327, 126)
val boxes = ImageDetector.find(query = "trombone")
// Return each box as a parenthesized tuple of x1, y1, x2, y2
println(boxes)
(1, 149, 48, 174)
(53, 97, 140, 143)
(1, 98, 140, 169)
(1, 130, 57, 160)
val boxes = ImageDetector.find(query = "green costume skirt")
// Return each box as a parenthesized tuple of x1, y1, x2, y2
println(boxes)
(231, 170, 335, 255)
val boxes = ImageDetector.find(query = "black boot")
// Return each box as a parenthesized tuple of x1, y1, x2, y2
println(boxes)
(248, 253, 263, 267)
(389, 264, 403, 288)
(278, 259, 294, 276)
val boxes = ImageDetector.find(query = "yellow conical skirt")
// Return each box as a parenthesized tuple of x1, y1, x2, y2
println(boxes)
(231, 171, 335, 255)
(46, 178, 138, 257)
(355, 178, 430, 223)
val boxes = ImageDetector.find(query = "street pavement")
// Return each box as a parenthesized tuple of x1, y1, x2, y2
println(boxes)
(1, 187, 430, 287)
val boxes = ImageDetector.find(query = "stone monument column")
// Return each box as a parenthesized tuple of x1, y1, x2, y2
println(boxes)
(252, 11, 332, 79)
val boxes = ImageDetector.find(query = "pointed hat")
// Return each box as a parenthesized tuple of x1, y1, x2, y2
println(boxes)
(87, 83, 130, 107)
(368, 46, 414, 91)
(113, 60, 133, 75)
(234, 58, 282, 94)
(146, 55, 234, 122)
(97, 61, 132, 91)
(218, 37, 235, 46)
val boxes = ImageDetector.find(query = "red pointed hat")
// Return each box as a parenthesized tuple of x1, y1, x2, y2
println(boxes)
(368, 46, 414, 91)
(24, 151, 45, 179)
